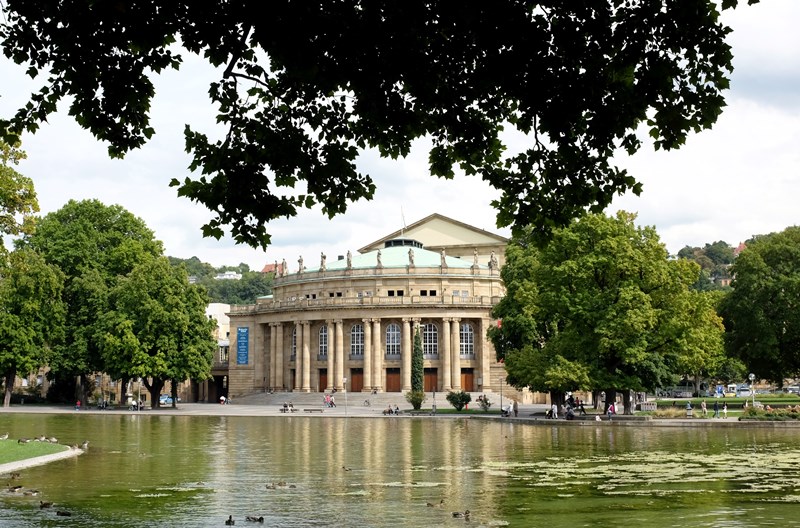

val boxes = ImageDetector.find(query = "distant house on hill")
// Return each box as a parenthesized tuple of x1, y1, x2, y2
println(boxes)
(734, 242, 747, 257)
(215, 271, 242, 280)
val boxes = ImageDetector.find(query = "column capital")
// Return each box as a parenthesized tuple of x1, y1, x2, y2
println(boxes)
(362, 318, 371, 324)
(450, 317, 461, 323)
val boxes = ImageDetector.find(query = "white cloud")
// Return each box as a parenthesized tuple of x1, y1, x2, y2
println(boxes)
(1, 1, 798, 268)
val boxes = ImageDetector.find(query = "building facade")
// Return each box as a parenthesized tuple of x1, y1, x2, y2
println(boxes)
(226, 214, 510, 397)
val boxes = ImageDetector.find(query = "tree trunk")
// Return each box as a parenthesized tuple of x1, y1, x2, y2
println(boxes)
(592, 390, 602, 409)
(143, 378, 164, 408)
(3, 367, 16, 408)
(622, 390, 633, 415)
(170, 378, 178, 408)
(603, 389, 617, 414)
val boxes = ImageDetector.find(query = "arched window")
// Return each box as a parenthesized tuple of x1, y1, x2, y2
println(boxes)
(351, 324, 364, 357)
(460, 323, 475, 358)
(291, 327, 297, 360)
(386, 323, 401, 357)
(319, 325, 328, 360)
(423, 323, 438, 358)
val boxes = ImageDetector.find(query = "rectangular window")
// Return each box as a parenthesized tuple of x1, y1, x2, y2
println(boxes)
(429, 290, 436, 296)
(336, 292, 343, 297)
(388, 290, 395, 297)
(420, 290, 427, 297)
(397, 290, 404, 297)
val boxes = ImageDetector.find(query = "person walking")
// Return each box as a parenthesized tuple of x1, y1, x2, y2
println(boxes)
(512, 400, 518, 417)
(701, 400, 707, 417)
(722, 402, 728, 419)
(713, 400, 719, 418)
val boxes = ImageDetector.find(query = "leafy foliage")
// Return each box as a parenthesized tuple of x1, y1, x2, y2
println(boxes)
(721, 227, 800, 383)
(0, 1, 759, 248)
(404, 390, 425, 411)
(491, 212, 723, 412)
(99, 256, 215, 407)
(20, 199, 163, 400)
(0, 140, 38, 252)
(0, 249, 65, 406)
(445, 390, 472, 412)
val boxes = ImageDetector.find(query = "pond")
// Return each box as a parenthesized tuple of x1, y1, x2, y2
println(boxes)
(0, 414, 798, 527)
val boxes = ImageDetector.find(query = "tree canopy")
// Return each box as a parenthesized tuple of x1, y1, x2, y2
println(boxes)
(0, 248, 65, 407)
(99, 256, 215, 408)
(0, 140, 38, 251)
(19, 199, 163, 400)
(0, 1, 758, 248)
(490, 212, 724, 412)
(721, 227, 800, 384)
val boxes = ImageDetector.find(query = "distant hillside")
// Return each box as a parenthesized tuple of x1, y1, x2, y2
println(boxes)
(168, 257, 273, 304)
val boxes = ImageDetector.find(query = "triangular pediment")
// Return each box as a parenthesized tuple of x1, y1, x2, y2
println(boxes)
(359, 213, 507, 253)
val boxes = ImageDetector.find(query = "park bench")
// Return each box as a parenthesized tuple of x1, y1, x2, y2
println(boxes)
(303, 408, 324, 413)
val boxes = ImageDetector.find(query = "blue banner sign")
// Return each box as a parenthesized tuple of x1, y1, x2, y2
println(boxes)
(237, 327, 249, 365)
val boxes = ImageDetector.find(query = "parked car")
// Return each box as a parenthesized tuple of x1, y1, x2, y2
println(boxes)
(159, 394, 180, 405)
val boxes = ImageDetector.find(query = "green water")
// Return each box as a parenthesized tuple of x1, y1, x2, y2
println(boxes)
(0, 414, 798, 527)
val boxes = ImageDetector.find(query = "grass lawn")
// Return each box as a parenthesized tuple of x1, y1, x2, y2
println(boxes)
(0, 440, 68, 464)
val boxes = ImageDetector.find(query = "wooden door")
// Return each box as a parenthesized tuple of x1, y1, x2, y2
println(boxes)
(318, 369, 327, 392)
(385, 368, 401, 392)
(350, 369, 364, 393)
(424, 368, 438, 392)
(460, 368, 474, 392)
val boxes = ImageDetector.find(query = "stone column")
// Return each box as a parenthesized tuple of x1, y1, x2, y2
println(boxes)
(275, 323, 284, 390)
(479, 318, 492, 391)
(326, 320, 335, 392)
(401, 318, 412, 391)
(335, 320, 344, 391)
(269, 324, 277, 390)
(293, 321, 303, 391)
(451, 318, 461, 390)
(363, 318, 372, 391)
(372, 318, 382, 391)
(302, 321, 311, 392)
(441, 318, 452, 391)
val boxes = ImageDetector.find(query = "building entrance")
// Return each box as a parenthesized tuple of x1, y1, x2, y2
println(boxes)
(385, 368, 401, 392)
(424, 368, 438, 392)
(461, 368, 475, 392)
(350, 369, 364, 393)
(318, 369, 327, 392)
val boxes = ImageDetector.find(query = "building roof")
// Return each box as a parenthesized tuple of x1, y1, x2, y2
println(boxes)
(358, 213, 507, 253)
(304, 244, 482, 273)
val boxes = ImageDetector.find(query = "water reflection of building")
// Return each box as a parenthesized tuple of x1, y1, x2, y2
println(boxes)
(226, 214, 514, 397)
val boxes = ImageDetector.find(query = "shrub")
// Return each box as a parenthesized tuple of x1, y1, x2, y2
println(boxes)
(446, 390, 472, 411)
(405, 390, 425, 410)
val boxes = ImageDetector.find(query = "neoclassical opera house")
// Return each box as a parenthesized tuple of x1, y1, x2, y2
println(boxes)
(225, 214, 511, 396)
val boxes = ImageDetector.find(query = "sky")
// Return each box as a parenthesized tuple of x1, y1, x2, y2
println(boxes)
(0, 1, 798, 272)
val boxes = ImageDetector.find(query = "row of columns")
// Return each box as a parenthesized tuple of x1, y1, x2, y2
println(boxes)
(266, 317, 479, 393)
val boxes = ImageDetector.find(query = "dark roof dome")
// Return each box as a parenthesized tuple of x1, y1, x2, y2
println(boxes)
(384, 238, 423, 249)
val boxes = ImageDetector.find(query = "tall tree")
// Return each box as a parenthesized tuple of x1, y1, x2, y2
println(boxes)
(0, 1, 757, 248)
(411, 328, 423, 393)
(0, 139, 38, 251)
(721, 227, 800, 383)
(100, 256, 215, 408)
(491, 212, 714, 413)
(19, 199, 163, 402)
(0, 249, 65, 407)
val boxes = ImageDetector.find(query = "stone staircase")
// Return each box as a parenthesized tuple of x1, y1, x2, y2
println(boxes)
(233, 390, 488, 410)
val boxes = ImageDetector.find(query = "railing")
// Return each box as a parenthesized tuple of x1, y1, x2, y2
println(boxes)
(228, 295, 504, 314)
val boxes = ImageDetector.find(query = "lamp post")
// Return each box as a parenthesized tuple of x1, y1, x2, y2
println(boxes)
(500, 377, 504, 415)
(749, 373, 756, 407)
